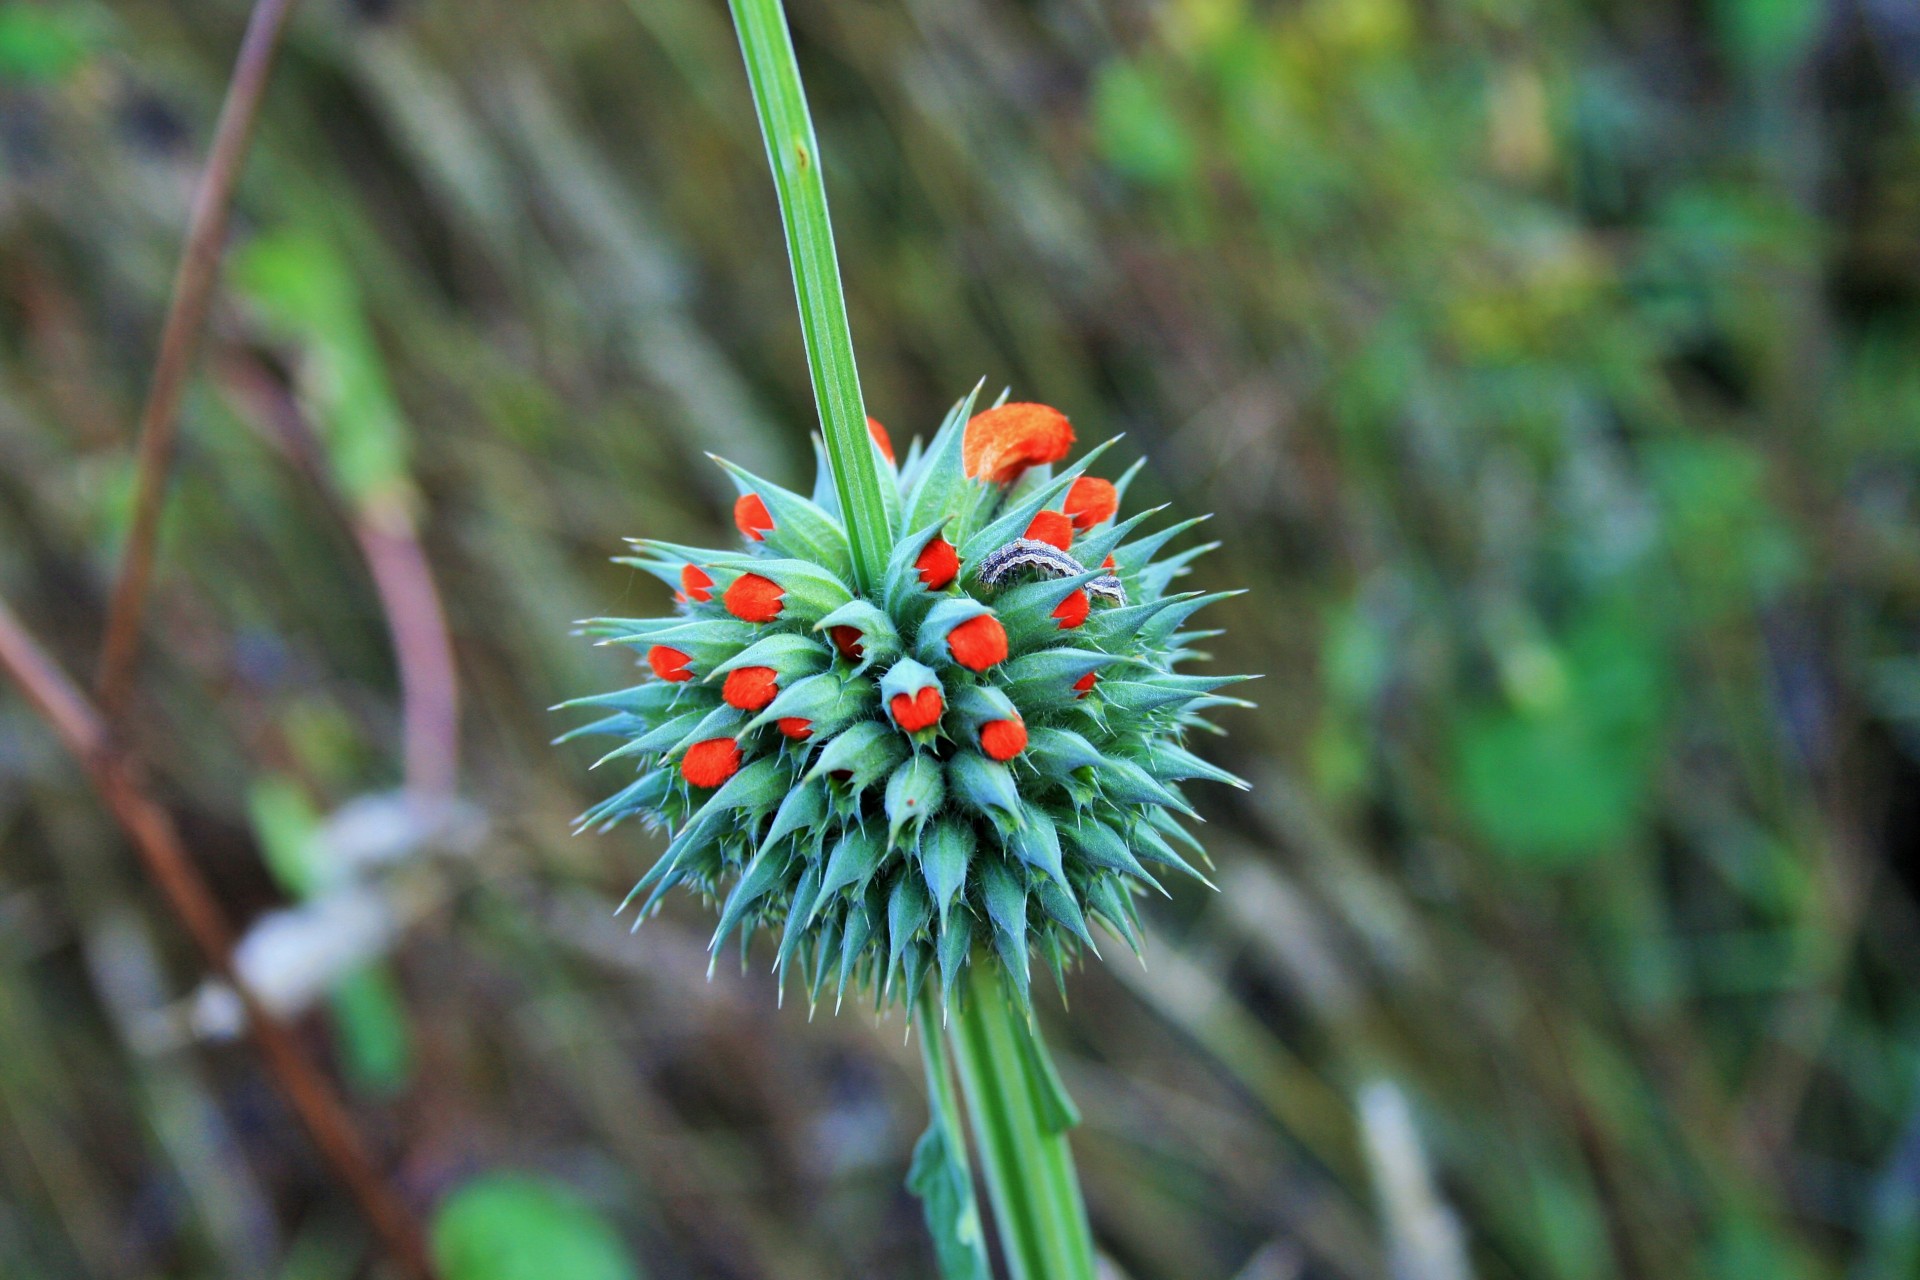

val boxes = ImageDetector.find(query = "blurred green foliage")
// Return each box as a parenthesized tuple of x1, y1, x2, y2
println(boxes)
(1, 0, 1918, 1277)
(431, 1172, 643, 1280)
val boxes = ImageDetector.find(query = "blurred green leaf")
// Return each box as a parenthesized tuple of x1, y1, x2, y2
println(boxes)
(1092, 63, 1193, 188)
(1452, 600, 1668, 866)
(231, 229, 413, 510)
(0, 2, 98, 84)
(907, 1093, 990, 1280)
(1711, 0, 1823, 78)
(328, 964, 413, 1098)
(1645, 435, 1802, 615)
(432, 1173, 643, 1280)
(247, 775, 323, 899)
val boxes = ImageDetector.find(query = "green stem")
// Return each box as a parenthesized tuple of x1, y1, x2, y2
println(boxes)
(915, 1005, 995, 1277)
(727, 0, 889, 594)
(949, 961, 1097, 1280)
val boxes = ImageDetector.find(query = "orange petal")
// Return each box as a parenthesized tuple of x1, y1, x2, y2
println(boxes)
(1064, 476, 1118, 530)
(914, 536, 960, 590)
(963, 403, 1074, 485)
(947, 614, 1008, 672)
(680, 564, 714, 603)
(867, 416, 896, 464)
(1051, 589, 1090, 630)
(682, 738, 741, 788)
(724, 573, 784, 623)
(980, 718, 1028, 761)
(1073, 671, 1098, 698)
(733, 493, 774, 541)
(777, 717, 814, 740)
(890, 687, 945, 733)
(1024, 510, 1074, 551)
(829, 624, 865, 661)
(647, 646, 694, 682)
(722, 666, 779, 711)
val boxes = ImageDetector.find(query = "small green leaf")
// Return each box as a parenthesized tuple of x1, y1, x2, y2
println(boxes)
(431, 1173, 642, 1280)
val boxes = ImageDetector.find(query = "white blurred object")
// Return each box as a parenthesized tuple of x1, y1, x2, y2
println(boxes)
(192, 889, 397, 1038)
(188, 790, 484, 1039)
(1359, 1079, 1474, 1280)
(311, 790, 484, 884)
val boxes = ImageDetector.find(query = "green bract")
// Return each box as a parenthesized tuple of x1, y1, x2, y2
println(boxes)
(562, 388, 1250, 1012)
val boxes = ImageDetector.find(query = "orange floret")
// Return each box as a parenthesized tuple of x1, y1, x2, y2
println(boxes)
(682, 737, 741, 788)
(980, 717, 1028, 762)
(867, 417, 896, 464)
(647, 646, 694, 682)
(829, 624, 865, 661)
(733, 493, 774, 541)
(915, 536, 960, 590)
(963, 403, 1074, 485)
(722, 666, 779, 711)
(680, 564, 714, 603)
(890, 687, 945, 733)
(1064, 476, 1118, 530)
(947, 614, 1008, 672)
(1073, 671, 1098, 699)
(724, 573, 784, 623)
(1024, 510, 1074, 551)
(777, 717, 814, 740)
(1052, 589, 1090, 630)
(1101, 555, 1116, 571)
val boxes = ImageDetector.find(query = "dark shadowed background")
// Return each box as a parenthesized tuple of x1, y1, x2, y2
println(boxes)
(3, 0, 1920, 1277)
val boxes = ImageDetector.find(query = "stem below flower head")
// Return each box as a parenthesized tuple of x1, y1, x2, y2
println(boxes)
(948, 959, 1098, 1280)
(727, 0, 891, 595)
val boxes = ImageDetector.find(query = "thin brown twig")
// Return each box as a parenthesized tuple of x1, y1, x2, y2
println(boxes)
(216, 353, 460, 796)
(95, 0, 302, 720)
(0, 594, 437, 1280)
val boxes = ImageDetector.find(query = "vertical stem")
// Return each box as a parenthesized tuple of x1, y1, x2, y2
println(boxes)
(949, 961, 1097, 1280)
(95, 0, 301, 718)
(915, 1005, 995, 1277)
(727, 0, 890, 593)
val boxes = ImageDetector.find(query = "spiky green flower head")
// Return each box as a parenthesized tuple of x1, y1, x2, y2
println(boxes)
(563, 388, 1251, 1013)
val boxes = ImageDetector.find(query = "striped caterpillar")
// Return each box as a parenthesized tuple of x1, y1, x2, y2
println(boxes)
(974, 538, 1128, 605)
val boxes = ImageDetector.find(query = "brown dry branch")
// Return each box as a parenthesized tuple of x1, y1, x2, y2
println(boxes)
(95, 0, 302, 720)
(0, 594, 437, 1280)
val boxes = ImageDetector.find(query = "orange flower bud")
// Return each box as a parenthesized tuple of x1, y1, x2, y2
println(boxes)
(1073, 671, 1098, 698)
(963, 403, 1074, 485)
(980, 717, 1028, 761)
(647, 646, 694, 682)
(946, 614, 1008, 672)
(680, 564, 714, 603)
(890, 687, 945, 733)
(867, 416, 896, 464)
(682, 737, 741, 788)
(1052, 589, 1090, 630)
(722, 666, 779, 711)
(1064, 476, 1118, 529)
(777, 717, 814, 740)
(915, 536, 960, 590)
(724, 573, 784, 623)
(1024, 509, 1074, 551)
(733, 493, 774, 541)
(829, 624, 865, 660)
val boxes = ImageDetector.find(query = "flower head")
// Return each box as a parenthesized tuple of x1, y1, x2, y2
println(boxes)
(568, 389, 1249, 1011)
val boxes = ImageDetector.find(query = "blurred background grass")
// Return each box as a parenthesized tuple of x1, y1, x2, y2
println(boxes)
(3, 0, 1919, 1277)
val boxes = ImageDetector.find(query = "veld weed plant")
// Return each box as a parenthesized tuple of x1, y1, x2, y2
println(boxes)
(564, 2, 1247, 1274)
